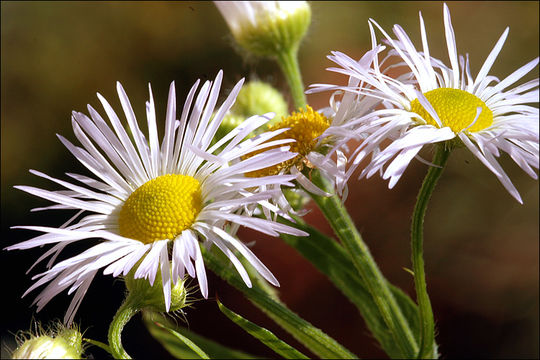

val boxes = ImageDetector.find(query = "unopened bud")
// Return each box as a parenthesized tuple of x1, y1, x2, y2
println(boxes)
(215, 1, 311, 58)
(233, 81, 288, 126)
(124, 265, 187, 313)
(12, 324, 83, 359)
(213, 81, 289, 144)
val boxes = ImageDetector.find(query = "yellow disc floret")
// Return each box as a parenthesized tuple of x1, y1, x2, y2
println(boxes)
(410, 88, 493, 133)
(244, 105, 331, 177)
(119, 174, 202, 244)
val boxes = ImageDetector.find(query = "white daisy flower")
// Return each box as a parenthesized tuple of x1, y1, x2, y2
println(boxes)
(240, 101, 369, 201)
(243, 50, 381, 201)
(310, 3, 539, 203)
(6, 70, 307, 325)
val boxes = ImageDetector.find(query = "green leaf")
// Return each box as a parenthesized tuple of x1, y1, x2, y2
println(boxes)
(279, 215, 427, 359)
(151, 321, 209, 359)
(202, 246, 358, 359)
(217, 299, 309, 359)
(143, 311, 258, 359)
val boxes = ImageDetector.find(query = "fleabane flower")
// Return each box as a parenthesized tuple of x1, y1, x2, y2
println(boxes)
(243, 49, 381, 201)
(214, 1, 311, 57)
(6, 71, 307, 325)
(310, 3, 539, 203)
(243, 83, 380, 201)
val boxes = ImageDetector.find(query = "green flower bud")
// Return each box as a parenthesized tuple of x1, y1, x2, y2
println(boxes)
(12, 324, 83, 359)
(213, 81, 289, 146)
(215, 1, 311, 58)
(124, 265, 187, 313)
(213, 112, 246, 145)
(233, 81, 288, 125)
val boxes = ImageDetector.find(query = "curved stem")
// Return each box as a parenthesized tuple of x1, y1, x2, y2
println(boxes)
(275, 46, 307, 109)
(309, 169, 419, 359)
(108, 295, 140, 359)
(411, 145, 451, 359)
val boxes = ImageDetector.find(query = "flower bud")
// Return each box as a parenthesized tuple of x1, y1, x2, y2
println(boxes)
(233, 81, 288, 124)
(213, 81, 289, 144)
(12, 325, 83, 359)
(215, 1, 311, 57)
(213, 112, 246, 145)
(124, 265, 187, 313)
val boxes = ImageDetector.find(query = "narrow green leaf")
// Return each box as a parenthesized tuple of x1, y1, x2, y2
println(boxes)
(143, 311, 257, 359)
(202, 246, 358, 359)
(217, 299, 309, 359)
(152, 322, 210, 359)
(279, 215, 428, 359)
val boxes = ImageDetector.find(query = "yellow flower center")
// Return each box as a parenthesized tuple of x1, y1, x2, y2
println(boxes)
(118, 174, 202, 244)
(410, 88, 493, 133)
(244, 105, 331, 177)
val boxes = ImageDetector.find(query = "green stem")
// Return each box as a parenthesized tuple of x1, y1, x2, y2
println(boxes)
(108, 295, 140, 359)
(202, 246, 357, 359)
(309, 170, 419, 358)
(275, 46, 307, 109)
(411, 145, 451, 359)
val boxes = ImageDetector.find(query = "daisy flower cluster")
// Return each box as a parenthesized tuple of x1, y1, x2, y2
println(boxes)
(4, 2, 538, 359)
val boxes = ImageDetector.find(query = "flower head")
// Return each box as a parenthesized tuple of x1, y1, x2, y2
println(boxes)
(241, 52, 382, 200)
(214, 1, 311, 57)
(12, 322, 84, 359)
(6, 71, 307, 325)
(310, 3, 539, 203)
(244, 92, 379, 200)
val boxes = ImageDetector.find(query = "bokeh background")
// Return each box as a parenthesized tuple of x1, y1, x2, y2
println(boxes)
(1, 1, 538, 358)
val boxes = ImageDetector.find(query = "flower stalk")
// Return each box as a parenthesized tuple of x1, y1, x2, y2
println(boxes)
(308, 169, 419, 358)
(108, 295, 140, 359)
(411, 144, 451, 358)
(276, 46, 307, 109)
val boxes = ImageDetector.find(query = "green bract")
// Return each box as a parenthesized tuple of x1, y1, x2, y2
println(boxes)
(124, 266, 187, 313)
(236, 4, 311, 57)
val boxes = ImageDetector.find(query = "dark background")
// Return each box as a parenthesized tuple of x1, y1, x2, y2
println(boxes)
(2, 1, 538, 359)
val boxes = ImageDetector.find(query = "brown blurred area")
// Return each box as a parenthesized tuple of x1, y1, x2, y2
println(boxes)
(1, 1, 538, 358)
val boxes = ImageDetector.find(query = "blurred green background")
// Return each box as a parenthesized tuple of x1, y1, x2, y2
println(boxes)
(2, 1, 538, 358)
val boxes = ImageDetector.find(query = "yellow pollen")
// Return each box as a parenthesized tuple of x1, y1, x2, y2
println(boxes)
(410, 88, 493, 133)
(118, 174, 202, 244)
(244, 105, 331, 177)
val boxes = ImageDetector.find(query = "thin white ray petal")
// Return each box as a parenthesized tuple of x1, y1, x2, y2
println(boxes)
(159, 244, 172, 312)
(474, 27, 509, 89)
(191, 236, 208, 298)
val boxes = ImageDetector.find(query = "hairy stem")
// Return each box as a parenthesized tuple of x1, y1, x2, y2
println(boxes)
(411, 145, 451, 358)
(309, 170, 419, 358)
(275, 46, 307, 109)
(108, 295, 140, 359)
